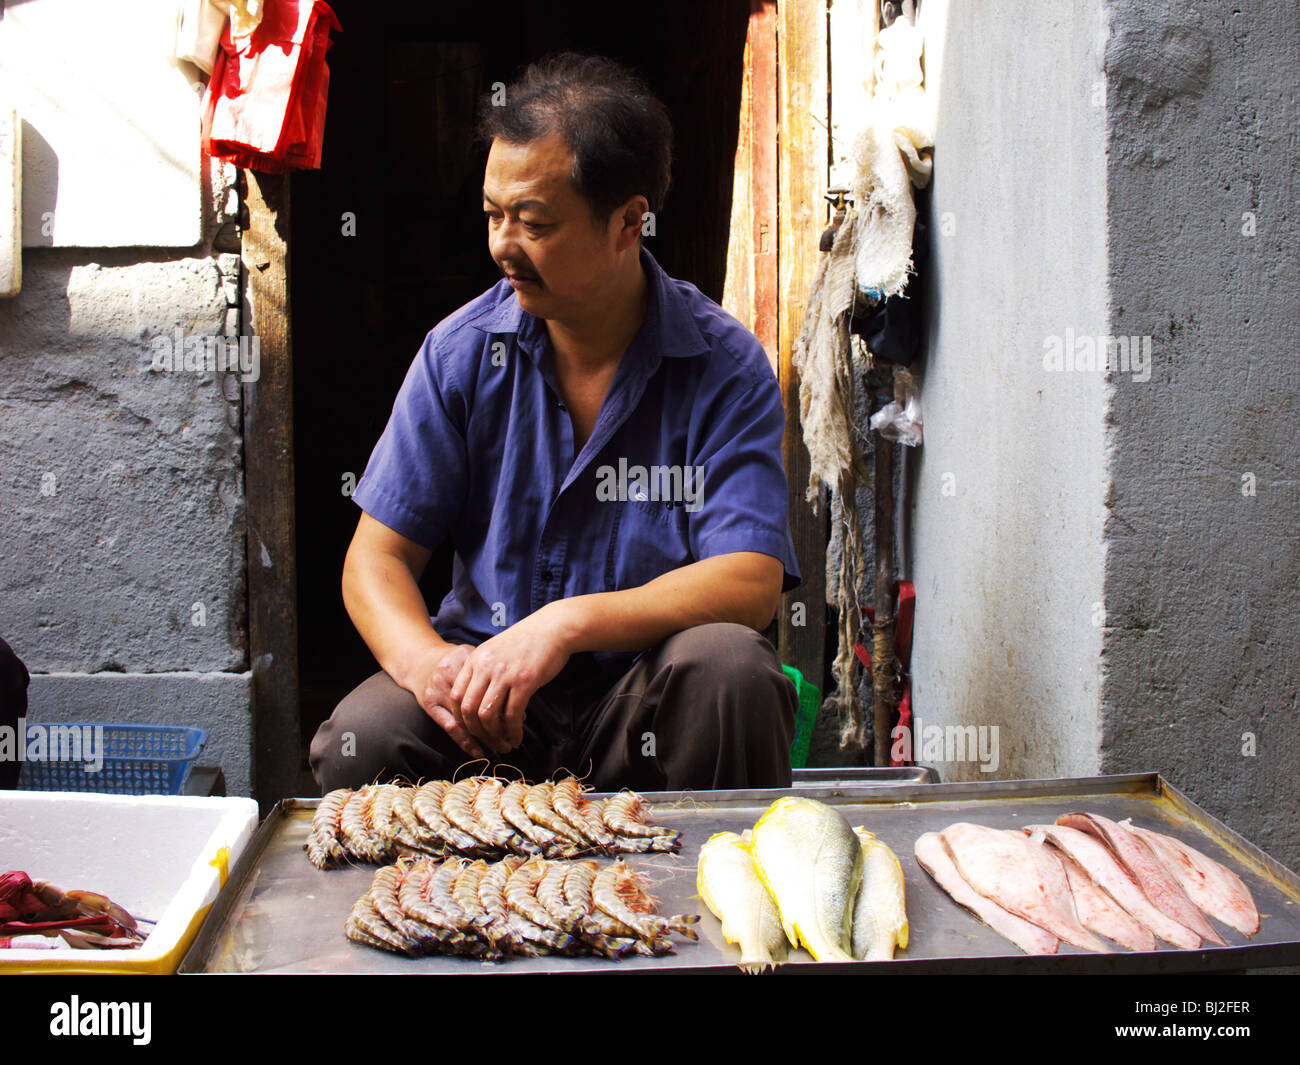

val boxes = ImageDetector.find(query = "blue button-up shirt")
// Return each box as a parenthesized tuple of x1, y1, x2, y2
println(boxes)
(352, 245, 801, 679)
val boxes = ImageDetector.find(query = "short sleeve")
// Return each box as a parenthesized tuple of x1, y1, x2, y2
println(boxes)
(688, 364, 802, 592)
(351, 332, 470, 550)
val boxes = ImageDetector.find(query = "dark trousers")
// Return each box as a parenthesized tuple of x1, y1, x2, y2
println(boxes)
(309, 622, 796, 794)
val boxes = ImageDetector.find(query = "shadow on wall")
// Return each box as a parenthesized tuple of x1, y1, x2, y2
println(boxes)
(18, 119, 57, 247)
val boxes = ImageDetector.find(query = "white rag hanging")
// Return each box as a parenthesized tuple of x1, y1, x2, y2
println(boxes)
(853, 16, 933, 299)
(791, 209, 872, 749)
(173, 0, 229, 74)
(792, 207, 864, 510)
(873, 15, 932, 186)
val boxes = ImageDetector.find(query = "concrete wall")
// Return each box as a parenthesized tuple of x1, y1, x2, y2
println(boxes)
(3, 0, 203, 247)
(1100, 0, 1299, 866)
(0, 223, 253, 794)
(909, 0, 1111, 783)
(909, 0, 1298, 868)
(0, 5, 252, 793)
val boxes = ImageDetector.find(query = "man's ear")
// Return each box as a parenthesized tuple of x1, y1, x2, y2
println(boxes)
(613, 195, 651, 251)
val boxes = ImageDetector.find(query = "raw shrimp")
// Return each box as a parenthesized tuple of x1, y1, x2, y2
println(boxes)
(306, 788, 352, 868)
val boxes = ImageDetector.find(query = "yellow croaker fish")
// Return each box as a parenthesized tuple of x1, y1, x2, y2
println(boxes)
(850, 827, 909, 961)
(697, 830, 789, 974)
(749, 797, 862, 962)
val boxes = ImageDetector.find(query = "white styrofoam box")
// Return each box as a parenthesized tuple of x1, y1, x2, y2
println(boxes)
(0, 791, 258, 972)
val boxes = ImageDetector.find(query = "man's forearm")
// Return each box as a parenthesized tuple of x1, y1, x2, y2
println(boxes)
(550, 552, 783, 656)
(342, 548, 450, 691)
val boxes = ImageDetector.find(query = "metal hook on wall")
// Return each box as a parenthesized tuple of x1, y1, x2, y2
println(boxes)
(820, 186, 854, 251)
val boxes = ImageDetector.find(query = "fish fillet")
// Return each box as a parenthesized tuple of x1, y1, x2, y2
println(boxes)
(1026, 829, 1157, 952)
(913, 832, 1058, 955)
(1057, 813, 1227, 947)
(749, 798, 861, 962)
(697, 831, 789, 973)
(940, 823, 1108, 952)
(1026, 822, 1200, 949)
(1122, 821, 1259, 938)
(849, 828, 909, 961)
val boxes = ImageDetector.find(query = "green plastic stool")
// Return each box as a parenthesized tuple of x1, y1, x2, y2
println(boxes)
(782, 664, 821, 769)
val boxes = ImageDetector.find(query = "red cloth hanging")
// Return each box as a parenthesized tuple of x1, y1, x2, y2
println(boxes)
(852, 581, 916, 766)
(201, 0, 341, 173)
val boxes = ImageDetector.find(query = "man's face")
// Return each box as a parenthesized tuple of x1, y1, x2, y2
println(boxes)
(483, 131, 625, 322)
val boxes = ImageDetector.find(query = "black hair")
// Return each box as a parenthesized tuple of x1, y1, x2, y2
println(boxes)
(476, 52, 673, 230)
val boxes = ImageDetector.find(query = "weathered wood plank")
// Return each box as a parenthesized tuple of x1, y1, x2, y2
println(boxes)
(777, 0, 829, 695)
(723, 1, 778, 369)
(722, 13, 755, 335)
(242, 170, 301, 810)
(750, 0, 779, 363)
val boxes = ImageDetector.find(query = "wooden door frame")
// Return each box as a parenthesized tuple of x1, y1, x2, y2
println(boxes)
(776, 0, 830, 689)
(242, 171, 301, 811)
(724, 0, 831, 688)
(241, 2, 840, 804)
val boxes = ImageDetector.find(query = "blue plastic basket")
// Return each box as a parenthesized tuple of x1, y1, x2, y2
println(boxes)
(16, 723, 209, 795)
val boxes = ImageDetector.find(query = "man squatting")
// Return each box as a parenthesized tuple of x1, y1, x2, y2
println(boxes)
(311, 53, 802, 793)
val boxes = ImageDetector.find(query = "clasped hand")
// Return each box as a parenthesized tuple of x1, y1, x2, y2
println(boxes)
(413, 602, 574, 758)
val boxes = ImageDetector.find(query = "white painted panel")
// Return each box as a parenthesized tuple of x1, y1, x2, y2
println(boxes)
(0, 106, 18, 294)
(0, 0, 202, 248)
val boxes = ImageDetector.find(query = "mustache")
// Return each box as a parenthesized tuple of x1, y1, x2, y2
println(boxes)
(499, 263, 540, 282)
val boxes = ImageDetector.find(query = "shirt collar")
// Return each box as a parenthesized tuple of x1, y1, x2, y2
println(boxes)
(469, 245, 711, 362)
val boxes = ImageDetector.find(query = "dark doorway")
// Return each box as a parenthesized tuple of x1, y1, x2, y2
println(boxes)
(289, 0, 753, 787)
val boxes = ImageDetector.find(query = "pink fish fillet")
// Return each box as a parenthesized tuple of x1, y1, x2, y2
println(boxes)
(1057, 813, 1227, 947)
(913, 832, 1058, 955)
(940, 823, 1108, 952)
(1025, 823, 1199, 949)
(1032, 832, 1157, 952)
(1122, 821, 1259, 938)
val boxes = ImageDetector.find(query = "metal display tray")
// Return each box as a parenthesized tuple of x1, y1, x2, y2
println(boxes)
(792, 765, 940, 787)
(179, 773, 1300, 974)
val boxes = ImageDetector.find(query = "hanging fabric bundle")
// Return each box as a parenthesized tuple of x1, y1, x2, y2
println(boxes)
(792, 206, 872, 750)
(200, 0, 341, 173)
(793, 11, 932, 753)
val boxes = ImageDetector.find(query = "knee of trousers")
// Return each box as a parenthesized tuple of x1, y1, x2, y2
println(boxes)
(656, 623, 796, 730)
(659, 622, 781, 682)
(640, 624, 795, 789)
(309, 687, 417, 792)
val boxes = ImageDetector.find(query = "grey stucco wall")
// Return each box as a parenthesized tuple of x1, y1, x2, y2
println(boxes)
(908, 0, 1297, 869)
(0, 161, 253, 794)
(25, 672, 251, 796)
(909, 0, 1111, 782)
(1101, 0, 1299, 867)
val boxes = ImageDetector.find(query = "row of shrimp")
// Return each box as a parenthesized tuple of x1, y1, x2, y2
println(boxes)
(308, 776, 682, 869)
(346, 855, 700, 962)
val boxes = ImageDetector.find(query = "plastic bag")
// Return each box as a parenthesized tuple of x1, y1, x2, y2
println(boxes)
(200, 0, 341, 172)
(868, 368, 923, 446)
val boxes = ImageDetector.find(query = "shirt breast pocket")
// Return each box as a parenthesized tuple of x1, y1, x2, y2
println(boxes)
(606, 496, 693, 590)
